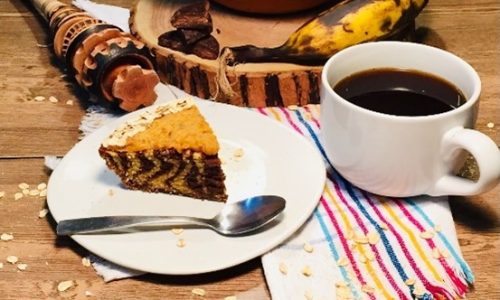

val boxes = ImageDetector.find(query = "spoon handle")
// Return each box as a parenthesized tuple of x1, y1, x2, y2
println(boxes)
(56, 216, 211, 235)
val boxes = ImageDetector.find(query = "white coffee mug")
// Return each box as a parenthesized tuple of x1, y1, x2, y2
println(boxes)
(320, 41, 500, 197)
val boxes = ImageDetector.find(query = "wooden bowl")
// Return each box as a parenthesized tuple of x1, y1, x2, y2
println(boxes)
(211, 0, 332, 14)
(130, 0, 324, 107)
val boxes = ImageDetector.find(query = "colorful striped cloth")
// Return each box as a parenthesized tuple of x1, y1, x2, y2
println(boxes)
(258, 105, 473, 300)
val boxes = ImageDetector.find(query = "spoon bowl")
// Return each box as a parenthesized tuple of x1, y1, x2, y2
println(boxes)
(56, 195, 286, 236)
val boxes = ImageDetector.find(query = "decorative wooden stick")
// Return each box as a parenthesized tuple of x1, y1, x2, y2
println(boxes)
(30, 0, 160, 111)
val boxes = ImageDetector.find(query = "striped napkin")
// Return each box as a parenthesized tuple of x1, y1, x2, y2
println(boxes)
(257, 105, 473, 300)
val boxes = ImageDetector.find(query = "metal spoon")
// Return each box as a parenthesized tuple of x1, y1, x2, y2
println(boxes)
(56, 195, 286, 236)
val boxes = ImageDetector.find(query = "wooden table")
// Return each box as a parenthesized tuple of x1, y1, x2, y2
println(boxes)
(0, 0, 498, 298)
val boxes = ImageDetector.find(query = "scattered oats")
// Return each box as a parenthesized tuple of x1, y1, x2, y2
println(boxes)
(420, 230, 434, 239)
(337, 257, 349, 267)
(37, 183, 47, 190)
(405, 277, 416, 286)
(22, 189, 30, 195)
(361, 284, 375, 294)
(279, 262, 288, 275)
(191, 288, 206, 296)
(1, 233, 14, 241)
(14, 192, 23, 200)
(413, 285, 426, 297)
(29, 189, 40, 196)
(57, 280, 74, 292)
(439, 248, 450, 258)
(304, 289, 313, 300)
(432, 248, 441, 259)
(66, 100, 74, 105)
(18, 183, 30, 190)
(303, 242, 314, 253)
(49, 96, 59, 103)
(288, 105, 299, 111)
(38, 208, 49, 218)
(433, 224, 442, 232)
(107, 188, 114, 196)
(34, 96, 46, 102)
(171, 228, 184, 235)
(85, 290, 94, 297)
(233, 148, 244, 158)
(301, 265, 313, 277)
(367, 231, 380, 245)
(176, 238, 186, 248)
(224, 296, 236, 300)
(359, 254, 367, 264)
(379, 223, 389, 230)
(364, 249, 375, 261)
(487, 122, 495, 128)
(81, 257, 91, 267)
(0, 262, 3, 269)
(39, 189, 47, 197)
(17, 263, 28, 271)
(0, 191, 5, 198)
(335, 281, 348, 288)
(354, 233, 369, 244)
(6, 256, 18, 264)
(345, 230, 355, 240)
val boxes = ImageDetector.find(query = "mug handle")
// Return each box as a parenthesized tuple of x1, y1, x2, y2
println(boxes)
(429, 127, 500, 196)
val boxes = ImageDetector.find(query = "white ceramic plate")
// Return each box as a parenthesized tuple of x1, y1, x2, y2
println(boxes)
(47, 100, 326, 274)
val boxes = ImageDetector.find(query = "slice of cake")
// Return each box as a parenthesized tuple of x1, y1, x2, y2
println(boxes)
(98, 98, 227, 201)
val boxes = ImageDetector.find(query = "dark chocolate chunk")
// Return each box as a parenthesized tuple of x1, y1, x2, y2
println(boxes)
(191, 35, 220, 60)
(179, 28, 210, 45)
(170, 0, 213, 31)
(158, 30, 186, 51)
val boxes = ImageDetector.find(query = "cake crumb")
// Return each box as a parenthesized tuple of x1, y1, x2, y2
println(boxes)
(39, 209, 49, 218)
(191, 288, 206, 296)
(81, 257, 91, 267)
(49, 96, 59, 103)
(171, 228, 184, 235)
(17, 263, 28, 271)
(304, 289, 313, 300)
(34, 96, 45, 102)
(14, 193, 23, 200)
(6, 256, 18, 264)
(487, 122, 495, 128)
(279, 262, 288, 275)
(303, 242, 314, 253)
(1, 233, 14, 241)
(233, 148, 244, 158)
(301, 265, 313, 277)
(108, 189, 114, 196)
(177, 239, 186, 248)
(57, 280, 74, 292)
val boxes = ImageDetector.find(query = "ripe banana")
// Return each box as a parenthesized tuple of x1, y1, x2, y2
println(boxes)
(223, 0, 428, 65)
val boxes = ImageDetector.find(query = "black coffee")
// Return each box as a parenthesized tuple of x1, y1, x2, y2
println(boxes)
(333, 68, 466, 116)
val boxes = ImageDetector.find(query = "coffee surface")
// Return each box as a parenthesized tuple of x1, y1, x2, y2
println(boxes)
(333, 68, 466, 116)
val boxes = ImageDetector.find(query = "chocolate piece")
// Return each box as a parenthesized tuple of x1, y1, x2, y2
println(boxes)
(158, 30, 186, 51)
(171, 0, 212, 32)
(191, 35, 220, 60)
(179, 28, 210, 45)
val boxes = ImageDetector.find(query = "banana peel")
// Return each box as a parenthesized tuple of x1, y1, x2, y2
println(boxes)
(222, 0, 428, 66)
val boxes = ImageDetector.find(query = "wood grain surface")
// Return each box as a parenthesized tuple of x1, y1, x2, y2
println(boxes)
(0, 0, 498, 299)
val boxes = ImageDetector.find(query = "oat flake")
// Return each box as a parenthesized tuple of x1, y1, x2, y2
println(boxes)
(224, 296, 237, 300)
(1, 233, 14, 241)
(39, 189, 47, 197)
(301, 265, 313, 277)
(17, 263, 28, 271)
(37, 183, 47, 190)
(171, 228, 184, 235)
(6, 256, 18, 264)
(420, 231, 434, 239)
(39, 209, 49, 218)
(57, 280, 74, 292)
(191, 288, 206, 296)
(177, 239, 186, 248)
(18, 183, 29, 190)
(49, 96, 59, 103)
(303, 242, 314, 253)
(14, 193, 23, 200)
(82, 257, 91, 267)
(279, 262, 288, 275)
(0, 191, 5, 198)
